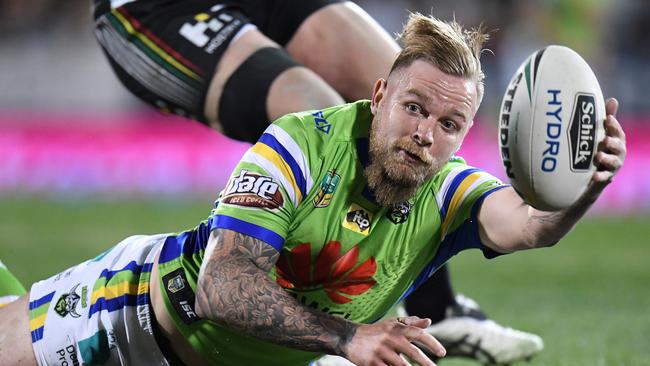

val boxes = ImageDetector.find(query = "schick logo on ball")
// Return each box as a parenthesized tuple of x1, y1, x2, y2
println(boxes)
(568, 94, 597, 171)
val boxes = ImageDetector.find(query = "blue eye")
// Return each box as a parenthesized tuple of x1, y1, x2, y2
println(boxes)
(406, 103, 421, 114)
(441, 120, 458, 131)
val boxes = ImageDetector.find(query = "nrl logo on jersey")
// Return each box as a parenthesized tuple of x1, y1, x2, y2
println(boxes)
(54, 284, 82, 318)
(313, 170, 341, 208)
(343, 203, 373, 235)
(167, 274, 186, 294)
(222, 169, 284, 209)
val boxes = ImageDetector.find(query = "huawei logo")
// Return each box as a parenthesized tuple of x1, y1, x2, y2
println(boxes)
(275, 241, 377, 304)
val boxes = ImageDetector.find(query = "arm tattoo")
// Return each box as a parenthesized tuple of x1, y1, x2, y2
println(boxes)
(525, 201, 589, 246)
(195, 229, 357, 356)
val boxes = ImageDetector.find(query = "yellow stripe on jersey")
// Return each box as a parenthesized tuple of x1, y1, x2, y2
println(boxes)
(111, 10, 202, 81)
(250, 142, 303, 204)
(441, 171, 484, 236)
(29, 313, 47, 332)
(90, 280, 148, 305)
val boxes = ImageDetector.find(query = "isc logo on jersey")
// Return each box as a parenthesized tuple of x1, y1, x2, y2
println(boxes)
(222, 169, 284, 209)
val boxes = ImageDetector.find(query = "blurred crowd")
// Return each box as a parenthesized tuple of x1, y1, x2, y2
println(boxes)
(0, 0, 648, 122)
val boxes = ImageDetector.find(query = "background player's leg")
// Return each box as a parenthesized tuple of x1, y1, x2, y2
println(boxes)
(0, 294, 38, 366)
(404, 265, 455, 323)
(94, 2, 343, 143)
(0, 260, 26, 308)
(203, 28, 344, 138)
(286, 1, 400, 101)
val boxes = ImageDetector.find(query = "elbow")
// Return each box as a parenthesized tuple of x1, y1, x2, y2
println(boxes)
(194, 279, 211, 319)
(521, 225, 561, 249)
(525, 237, 560, 249)
(536, 239, 559, 249)
(194, 274, 226, 321)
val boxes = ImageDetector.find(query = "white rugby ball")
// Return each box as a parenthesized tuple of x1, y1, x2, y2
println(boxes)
(498, 45, 606, 211)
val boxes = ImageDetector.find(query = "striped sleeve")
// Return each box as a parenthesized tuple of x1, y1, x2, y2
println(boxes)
(435, 160, 505, 241)
(211, 116, 314, 252)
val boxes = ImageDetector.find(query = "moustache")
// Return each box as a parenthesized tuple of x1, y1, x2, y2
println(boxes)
(393, 139, 434, 165)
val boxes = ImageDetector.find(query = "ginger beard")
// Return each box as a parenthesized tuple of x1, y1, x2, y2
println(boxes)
(365, 116, 445, 206)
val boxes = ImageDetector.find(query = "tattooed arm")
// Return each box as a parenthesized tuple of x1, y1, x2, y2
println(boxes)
(477, 98, 626, 253)
(195, 228, 356, 355)
(195, 229, 445, 366)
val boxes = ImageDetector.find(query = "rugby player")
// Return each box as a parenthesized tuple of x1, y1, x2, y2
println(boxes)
(0, 13, 626, 366)
(90, 0, 543, 362)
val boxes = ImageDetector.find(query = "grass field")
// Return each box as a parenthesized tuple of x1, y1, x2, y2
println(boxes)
(1, 197, 649, 365)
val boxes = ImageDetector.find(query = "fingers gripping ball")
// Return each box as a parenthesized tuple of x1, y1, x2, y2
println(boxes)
(498, 45, 606, 211)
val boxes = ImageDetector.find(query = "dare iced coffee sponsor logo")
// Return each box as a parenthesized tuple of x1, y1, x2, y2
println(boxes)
(222, 169, 284, 209)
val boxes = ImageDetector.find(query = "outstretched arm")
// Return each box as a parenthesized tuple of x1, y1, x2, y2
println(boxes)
(478, 98, 626, 253)
(195, 228, 445, 366)
(195, 228, 356, 354)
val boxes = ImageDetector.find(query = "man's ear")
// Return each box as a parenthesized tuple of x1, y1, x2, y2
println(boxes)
(370, 78, 386, 115)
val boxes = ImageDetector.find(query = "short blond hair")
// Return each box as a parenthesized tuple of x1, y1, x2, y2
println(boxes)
(390, 13, 489, 102)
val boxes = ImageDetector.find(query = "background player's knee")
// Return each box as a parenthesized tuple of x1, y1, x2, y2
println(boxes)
(265, 66, 344, 121)
(286, 1, 400, 101)
(218, 47, 342, 143)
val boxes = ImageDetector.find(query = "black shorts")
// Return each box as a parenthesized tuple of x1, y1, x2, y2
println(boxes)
(92, 0, 342, 122)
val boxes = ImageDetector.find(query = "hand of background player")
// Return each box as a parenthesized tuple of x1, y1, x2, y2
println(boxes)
(583, 97, 627, 201)
(341, 316, 446, 366)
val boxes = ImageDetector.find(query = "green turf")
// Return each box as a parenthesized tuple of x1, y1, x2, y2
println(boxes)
(1, 197, 648, 365)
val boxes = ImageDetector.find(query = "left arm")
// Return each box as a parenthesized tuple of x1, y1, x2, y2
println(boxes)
(478, 98, 626, 253)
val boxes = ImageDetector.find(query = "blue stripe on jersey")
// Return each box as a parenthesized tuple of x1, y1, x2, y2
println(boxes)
(259, 133, 307, 200)
(88, 293, 149, 318)
(159, 236, 182, 264)
(87, 261, 152, 317)
(29, 291, 55, 310)
(32, 327, 45, 343)
(157, 218, 216, 264)
(439, 168, 481, 222)
(212, 214, 285, 252)
(98, 261, 151, 282)
(398, 218, 481, 303)
(399, 185, 508, 302)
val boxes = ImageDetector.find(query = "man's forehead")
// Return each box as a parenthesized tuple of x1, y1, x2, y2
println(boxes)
(391, 62, 478, 115)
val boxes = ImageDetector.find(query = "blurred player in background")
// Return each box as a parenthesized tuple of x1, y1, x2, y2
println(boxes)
(88, 0, 541, 364)
(0, 260, 26, 308)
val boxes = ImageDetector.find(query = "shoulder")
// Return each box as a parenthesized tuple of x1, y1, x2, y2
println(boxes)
(277, 100, 372, 139)
(430, 156, 504, 208)
(263, 100, 372, 159)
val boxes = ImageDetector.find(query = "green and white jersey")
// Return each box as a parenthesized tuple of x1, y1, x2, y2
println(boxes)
(157, 100, 506, 365)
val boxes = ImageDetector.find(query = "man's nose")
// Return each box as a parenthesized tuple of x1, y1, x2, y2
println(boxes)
(412, 119, 434, 147)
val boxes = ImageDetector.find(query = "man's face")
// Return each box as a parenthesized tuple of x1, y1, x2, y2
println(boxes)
(366, 60, 478, 204)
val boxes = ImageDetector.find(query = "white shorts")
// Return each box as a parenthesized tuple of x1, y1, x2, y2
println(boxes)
(28, 234, 170, 366)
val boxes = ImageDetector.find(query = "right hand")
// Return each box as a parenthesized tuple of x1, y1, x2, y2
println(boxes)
(341, 316, 446, 366)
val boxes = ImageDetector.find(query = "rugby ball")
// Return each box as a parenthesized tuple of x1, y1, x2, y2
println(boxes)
(498, 45, 605, 211)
